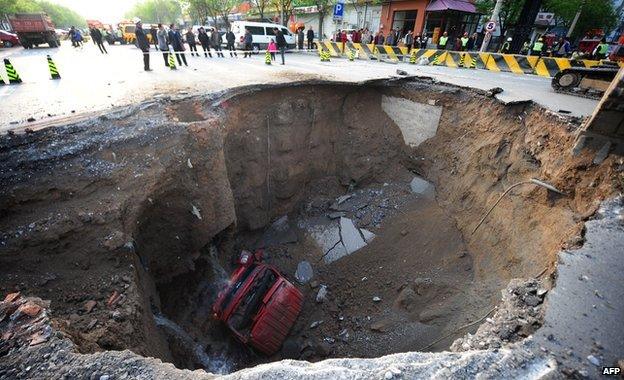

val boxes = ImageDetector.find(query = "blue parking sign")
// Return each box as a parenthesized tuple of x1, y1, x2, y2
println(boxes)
(333, 3, 344, 20)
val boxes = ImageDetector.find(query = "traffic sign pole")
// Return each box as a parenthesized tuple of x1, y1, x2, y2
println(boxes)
(480, 0, 503, 52)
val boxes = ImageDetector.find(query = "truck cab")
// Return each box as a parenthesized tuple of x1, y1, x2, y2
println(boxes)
(212, 250, 303, 355)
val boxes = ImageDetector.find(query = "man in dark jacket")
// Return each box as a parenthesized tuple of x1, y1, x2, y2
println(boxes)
(226, 29, 237, 57)
(306, 27, 314, 50)
(90, 27, 107, 54)
(168, 24, 188, 66)
(274, 27, 287, 64)
(210, 28, 224, 57)
(197, 27, 212, 58)
(185, 28, 197, 56)
(243, 28, 253, 58)
(297, 27, 304, 50)
(150, 25, 158, 49)
(135, 21, 151, 71)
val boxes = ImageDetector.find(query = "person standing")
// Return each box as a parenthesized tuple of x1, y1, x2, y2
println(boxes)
(243, 28, 253, 58)
(90, 27, 107, 54)
(593, 38, 609, 60)
(156, 24, 169, 67)
(437, 32, 448, 50)
(467, 33, 478, 51)
(226, 29, 237, 57)
(186, 28, 198, 56)
(297, 27, 304, 50)
(198, 27, 212, 58)
(499, 37, 512, 54)
(274, 27, 287, 65)
(150, 25, 158, 49)
(168, 24, 188, 66)
(306, 27, 314, 50)
(211, 28, 225, 57)
(393, 28, 400, 46)
(374, 31, 384, 45)
(268, 38, 277, 61)
(385, 30, 394, 46)
(404, 30, 414, 54)
(420, 33, 429, 49)
(340, 30, 347, 53)
(135, 21, 151, 71)
(459, 32, 469, 51)
(531, 37, 544, 57)
(556, 37, 570, 57)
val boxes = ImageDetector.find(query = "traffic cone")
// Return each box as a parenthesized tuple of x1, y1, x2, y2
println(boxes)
(47, 55, 60, 79)
(325, 50, 331, 62)
(265, 50, 271, 65)
(4, 59, 22, 84)
(431, 53, 441, 66)
(409, 50, 417, 64)
(458, 53, 465, 68)
(348, 49, 355, 61)
(469, 55, 477, 69)
(168, 53, 176, 70)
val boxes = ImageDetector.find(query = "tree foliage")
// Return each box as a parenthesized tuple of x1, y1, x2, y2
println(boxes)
(182, 0, 239, 28)
(0, 0, 85, 28)
(542, 0, 617, 38)
(124, 0, 183, 24)
(476, 0, 524, 37)
(249, 0, 270, 20)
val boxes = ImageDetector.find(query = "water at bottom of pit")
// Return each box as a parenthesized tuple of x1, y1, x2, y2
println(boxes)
(154, 173, 491, 374)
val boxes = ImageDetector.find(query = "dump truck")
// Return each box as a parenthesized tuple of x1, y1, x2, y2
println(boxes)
(8, 13, 61, 48)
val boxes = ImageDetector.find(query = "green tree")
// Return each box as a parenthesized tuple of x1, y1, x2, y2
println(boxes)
(476, 0, 524, 38)
(125, 0, 183, 24)
(542, 0, 617, 39)
(184, 0, 211, 24)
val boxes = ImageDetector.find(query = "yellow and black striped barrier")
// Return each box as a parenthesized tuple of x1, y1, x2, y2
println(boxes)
(47, 55, 61, 80)
(317, 40, 624, 77)
(4, 58, 22, 84)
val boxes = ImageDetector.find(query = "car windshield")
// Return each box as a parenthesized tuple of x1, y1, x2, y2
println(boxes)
(228, 267, 277, 335)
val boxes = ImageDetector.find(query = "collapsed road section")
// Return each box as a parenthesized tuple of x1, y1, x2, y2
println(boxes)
(0, 78, 622, 379)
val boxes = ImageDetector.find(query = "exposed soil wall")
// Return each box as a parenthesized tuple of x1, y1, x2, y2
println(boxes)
(0, 79, 620, 373)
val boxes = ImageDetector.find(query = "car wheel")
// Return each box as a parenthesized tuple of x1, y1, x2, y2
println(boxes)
(252, 44, 260, 54)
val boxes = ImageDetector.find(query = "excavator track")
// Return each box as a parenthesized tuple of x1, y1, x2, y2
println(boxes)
(551, 66, 619, 100)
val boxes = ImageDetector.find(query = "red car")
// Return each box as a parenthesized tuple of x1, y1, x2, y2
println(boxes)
(0, 30, 20, 48)
(213, 250, 303, 355)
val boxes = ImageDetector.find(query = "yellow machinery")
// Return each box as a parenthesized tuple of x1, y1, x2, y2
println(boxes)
(118, 20, 154, 44)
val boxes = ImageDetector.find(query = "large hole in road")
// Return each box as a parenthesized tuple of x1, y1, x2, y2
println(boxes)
(0, 80, 614, 374)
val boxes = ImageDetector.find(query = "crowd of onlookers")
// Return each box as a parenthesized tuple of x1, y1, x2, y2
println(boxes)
(331, 27, 612, 60)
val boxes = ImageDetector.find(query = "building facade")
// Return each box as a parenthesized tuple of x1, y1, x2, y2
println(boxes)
(379, 0, 479, 43)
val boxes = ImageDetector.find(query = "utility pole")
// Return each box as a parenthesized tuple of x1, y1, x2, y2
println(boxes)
(566, 0, 585, 38)
(480, 0, 504, 52)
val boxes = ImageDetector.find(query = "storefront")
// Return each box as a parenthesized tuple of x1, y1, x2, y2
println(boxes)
(379, 0, 429, 39)
(423, 0, 480, 44)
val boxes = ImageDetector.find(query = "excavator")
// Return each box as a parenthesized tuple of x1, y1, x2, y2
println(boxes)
(551, 34, 623, 100)
(551, 62, 620, 100)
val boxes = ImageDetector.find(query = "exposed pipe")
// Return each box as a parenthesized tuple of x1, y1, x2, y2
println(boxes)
(471, 178, 565, 236)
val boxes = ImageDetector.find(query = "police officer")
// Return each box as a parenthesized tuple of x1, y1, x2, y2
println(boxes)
(438, 32, 449, 50)
(459, 32, 469, 51)
(531, 37, 544, 57)
(499, 37, 512, 54)
(594, 38, 609, 60)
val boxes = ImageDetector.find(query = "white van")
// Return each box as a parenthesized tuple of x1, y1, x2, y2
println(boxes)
(230, 21, 296, 53)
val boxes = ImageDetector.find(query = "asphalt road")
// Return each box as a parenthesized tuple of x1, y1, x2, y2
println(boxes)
(0, 41, 598, 131)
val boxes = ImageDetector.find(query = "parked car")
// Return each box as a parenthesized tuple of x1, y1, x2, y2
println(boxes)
(230, 20, 296, 54)
(212, 250, 303, 355)
(0, 30, 20, 47)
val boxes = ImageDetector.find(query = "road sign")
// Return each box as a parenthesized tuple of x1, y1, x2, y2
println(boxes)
(333, 3, 344, 20)
(485, 21, 496, 33)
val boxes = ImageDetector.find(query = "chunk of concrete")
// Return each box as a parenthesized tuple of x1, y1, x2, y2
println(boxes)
(410, 176, 435, 198)
(295, 261, 313, 284)
(360, 229, 376, 243)
(340, 217, 366, 255)
(381, 96, 442, 147)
